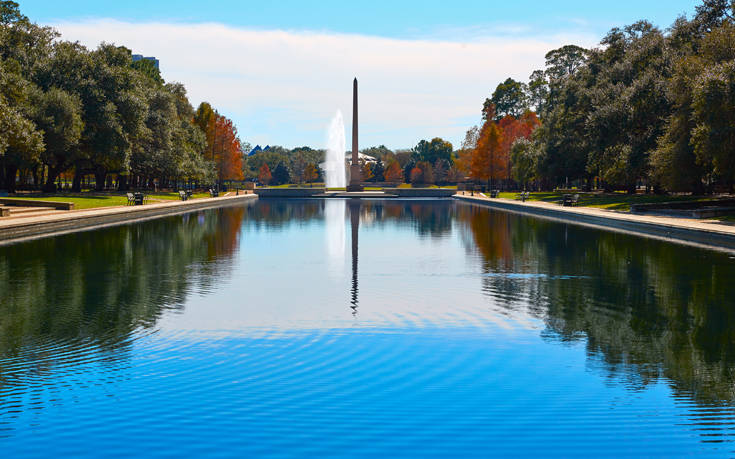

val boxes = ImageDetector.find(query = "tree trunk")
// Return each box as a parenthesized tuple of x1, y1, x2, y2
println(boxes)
(5, 164, 18, 193)
(0, 156, 6, 190)
(72, 169, 83, 192)
(118, 174, 129, 191)
(94, 168, 106, 191)
(692, 179, 705, 196)
(31, 165, 40, 189)
(43, 165, 64, 193)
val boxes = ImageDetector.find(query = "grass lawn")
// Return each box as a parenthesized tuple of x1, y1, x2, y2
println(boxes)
(494, 191, 707, 212)
(3, 191, 213, 209)
(3, 194, 129, 209)
(267, 183, 325, 188)
(394, 184, 457, 189)
(149, 191, 210, 201)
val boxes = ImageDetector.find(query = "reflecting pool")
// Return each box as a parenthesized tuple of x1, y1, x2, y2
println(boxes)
(2, 199, 735, 456)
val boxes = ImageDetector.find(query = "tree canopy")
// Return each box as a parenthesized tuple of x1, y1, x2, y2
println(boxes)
(0, 3, 246, 192)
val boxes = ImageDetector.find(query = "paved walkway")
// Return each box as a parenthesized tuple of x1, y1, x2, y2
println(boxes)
(0, 194, 257, 243)
(455, 192, 735, 249)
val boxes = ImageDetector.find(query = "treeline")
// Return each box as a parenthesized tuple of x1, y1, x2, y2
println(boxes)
(244, 140, 471, 186)
(356, 141, 464, 185)
(0, 1, 243, 193)
(243, 146, 324, 186)
(468, 0, 735, 193)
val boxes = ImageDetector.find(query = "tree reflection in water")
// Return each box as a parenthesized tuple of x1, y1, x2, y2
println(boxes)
(455, 202, 735, 407)
(3, 198, 735, 444)
(0, 205, 246, 362)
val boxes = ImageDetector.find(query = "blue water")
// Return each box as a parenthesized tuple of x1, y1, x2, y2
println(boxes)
(2, 199, 735, 456)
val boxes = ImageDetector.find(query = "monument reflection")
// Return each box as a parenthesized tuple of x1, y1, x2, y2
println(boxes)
(349, 199, 360, 315)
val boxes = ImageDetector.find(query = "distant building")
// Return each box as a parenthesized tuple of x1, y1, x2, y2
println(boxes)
(132, 54, 160, 69)
(248, 145, 271, 156)
(345, 152, 377, 165)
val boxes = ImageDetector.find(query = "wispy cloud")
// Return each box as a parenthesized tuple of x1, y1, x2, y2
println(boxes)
(53, 20, 598, 149)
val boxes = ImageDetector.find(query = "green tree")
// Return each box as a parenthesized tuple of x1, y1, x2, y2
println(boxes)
(527, 70, 548, 115)
(412, 137, 453, 165)
(692, 60, 735, 189)
(371, 159, 385, 182)
(272, 162, 290, 185)
(510, 138, 540, 189)
(484, 78, 528, 120)
(361, 145, 393, 163)
(33, 88, 83, 191)
(131, 58, 163, 85)
(544, 45, 589, 81)
(72, 44, 147, 190)
(0, 60, 43, 191)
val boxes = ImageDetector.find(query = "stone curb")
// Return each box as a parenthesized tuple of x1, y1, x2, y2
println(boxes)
(454, 194, 735, 252)
(0, 194, 257, 245)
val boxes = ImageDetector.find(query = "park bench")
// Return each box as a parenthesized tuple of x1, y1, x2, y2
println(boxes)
(209, 189, 219, 198)
(561, 194, 580, 207)
(518, 191, 530, 202)
(489, 189, 500, 198)
(130, 192, 147, 205)
(179, 190, 188, 201)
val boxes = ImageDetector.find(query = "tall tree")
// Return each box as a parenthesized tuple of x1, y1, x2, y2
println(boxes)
(510, 138, 541, 189)
(371, 158, 385, 182)
(131, 58, 163, 85)
(384, 160, 403, 182)
(527, 70, 549, 115)
(33, 88, 83, 191)
(194, 102, 216, 161)
(258, 163, 272, 185)
(484, 78, 528, 120)
(412, 137, 453, 164)
(691, 26, 735, 190)
(544, 45, 589, 81)
(71, 44, 147, 190)
(470, 119, 504, 187)
(212, 114, 243, 183)
(272, 162, 290, 185)
(304, 163, 318, 186)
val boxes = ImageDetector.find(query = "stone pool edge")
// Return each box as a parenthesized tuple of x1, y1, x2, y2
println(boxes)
(455, 193, 735, 252)
(0, 194, 257, 245)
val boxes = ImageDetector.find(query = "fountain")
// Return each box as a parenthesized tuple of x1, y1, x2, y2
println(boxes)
(325, 111, 347, 189)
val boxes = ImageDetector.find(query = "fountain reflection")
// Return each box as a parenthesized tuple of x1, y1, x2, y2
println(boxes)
(324, 199, 346, 275)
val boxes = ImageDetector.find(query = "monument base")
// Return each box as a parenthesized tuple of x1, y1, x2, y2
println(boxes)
(347, 163, 363, 192)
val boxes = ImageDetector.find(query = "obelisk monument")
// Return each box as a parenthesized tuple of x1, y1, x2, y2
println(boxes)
(347, 78, 363, 192)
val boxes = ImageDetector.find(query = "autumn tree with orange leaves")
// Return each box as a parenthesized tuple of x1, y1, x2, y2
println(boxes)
(470, 114, 504, 188)
(469, 101, 540, 189)
(498, 112, 541, 180)
(194, 102, 244, 185)
(384, 160, 403, 183)
(304, 163, 319, 186)
(258, 163, 272, 185)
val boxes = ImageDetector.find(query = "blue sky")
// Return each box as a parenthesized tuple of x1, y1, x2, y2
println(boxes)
(20, 0, 700, 150)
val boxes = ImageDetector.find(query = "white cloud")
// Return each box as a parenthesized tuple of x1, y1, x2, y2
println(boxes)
(53, 20, 597, 149)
